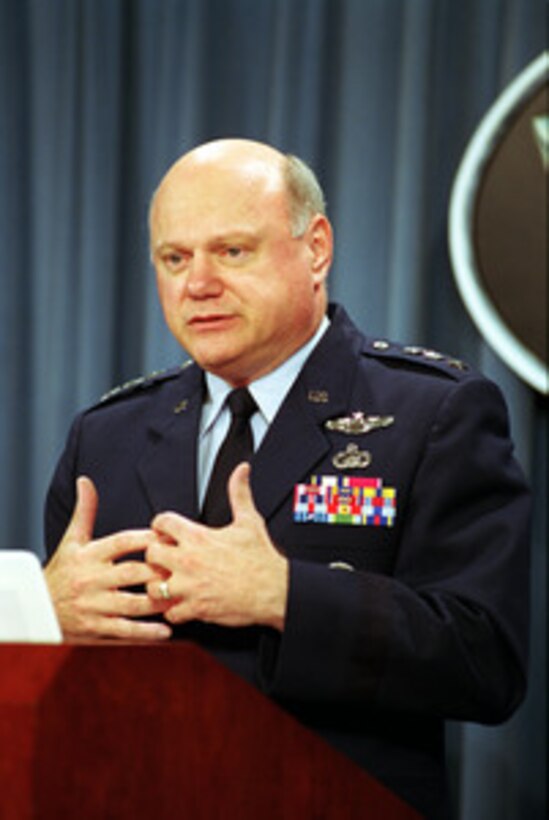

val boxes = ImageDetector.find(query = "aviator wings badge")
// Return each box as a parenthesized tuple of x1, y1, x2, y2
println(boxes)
(325, 412, 394, 435)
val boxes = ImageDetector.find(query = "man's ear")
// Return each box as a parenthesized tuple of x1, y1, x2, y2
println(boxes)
(307, 214, 333, 284)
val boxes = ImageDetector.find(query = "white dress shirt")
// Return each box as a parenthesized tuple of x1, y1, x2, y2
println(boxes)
(198, 316, 330, 507)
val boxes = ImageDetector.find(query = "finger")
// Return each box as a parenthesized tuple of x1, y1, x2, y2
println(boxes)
(162, 599, 246, 628)
(147, 576, 186, 603)
(104, 590, 171, 618)
(228, 462, 257, 522)
(162, 599, 197, 625)
(151, 511, 202, 546)
(66, 616, 172, 642)
(64, 476, 99, 546)
(92, 529, 158, 562)
(111, 619, 172, 641)
(146, 539, 184, 573)
(104, 560, 168, 589)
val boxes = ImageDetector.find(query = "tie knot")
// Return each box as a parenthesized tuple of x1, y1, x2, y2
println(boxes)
(227, 387, 257, 420)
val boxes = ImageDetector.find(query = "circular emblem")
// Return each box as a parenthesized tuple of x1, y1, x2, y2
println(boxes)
(449, 53, 548, 394)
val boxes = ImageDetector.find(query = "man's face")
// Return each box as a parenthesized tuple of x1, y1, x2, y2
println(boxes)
(150, 145, 332, 386)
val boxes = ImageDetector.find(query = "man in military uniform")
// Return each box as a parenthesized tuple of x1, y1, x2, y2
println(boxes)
(44, 139, 530, 818)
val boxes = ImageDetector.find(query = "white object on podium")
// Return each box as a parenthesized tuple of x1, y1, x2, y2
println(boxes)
(0, 550, 61, 643)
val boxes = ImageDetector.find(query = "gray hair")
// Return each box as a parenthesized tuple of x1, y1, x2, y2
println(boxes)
(283, 154, 327, 237)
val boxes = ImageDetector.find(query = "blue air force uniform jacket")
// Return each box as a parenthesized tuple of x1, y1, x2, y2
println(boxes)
(45, 304, 530, 818)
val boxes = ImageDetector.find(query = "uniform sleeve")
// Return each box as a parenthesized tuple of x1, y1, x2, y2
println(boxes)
(261, 378, 531, 723)
(43, 415, 82, 559)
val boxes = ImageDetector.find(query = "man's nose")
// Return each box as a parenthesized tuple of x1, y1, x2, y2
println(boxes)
(185, 252, 223, 298)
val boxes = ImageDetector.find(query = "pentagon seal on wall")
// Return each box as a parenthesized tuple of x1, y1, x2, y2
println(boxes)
(449, 52, 548, 394)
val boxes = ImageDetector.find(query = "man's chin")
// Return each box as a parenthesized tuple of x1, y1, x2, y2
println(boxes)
(193, 350, 242, 380)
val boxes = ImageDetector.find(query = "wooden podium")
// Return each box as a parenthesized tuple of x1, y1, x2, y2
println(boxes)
(0, 644, 421, 819)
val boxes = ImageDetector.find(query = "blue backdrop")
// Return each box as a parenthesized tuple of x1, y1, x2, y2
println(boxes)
(0, 1, 546, 817)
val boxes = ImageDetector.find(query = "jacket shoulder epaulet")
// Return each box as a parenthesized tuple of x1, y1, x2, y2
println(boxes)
(364, 338, 473, 380)
(98, 361, 193, 406)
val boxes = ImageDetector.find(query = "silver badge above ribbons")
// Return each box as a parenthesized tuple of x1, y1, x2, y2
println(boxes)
(325, 412, 394, 435)
(332, 443, 371, 470)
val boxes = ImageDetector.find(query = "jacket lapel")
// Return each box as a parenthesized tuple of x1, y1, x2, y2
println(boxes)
(252, 308, 363, 521)
(136, 366, 203, 519)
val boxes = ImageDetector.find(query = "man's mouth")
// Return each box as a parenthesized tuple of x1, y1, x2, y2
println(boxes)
(187, 313, 236, 330)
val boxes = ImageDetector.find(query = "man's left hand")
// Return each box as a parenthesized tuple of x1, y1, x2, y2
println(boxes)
(146, 463, 289, 631)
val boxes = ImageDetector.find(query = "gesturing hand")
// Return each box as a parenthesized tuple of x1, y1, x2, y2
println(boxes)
(44, 476, 172, 641)
(147, 463, 289, 631)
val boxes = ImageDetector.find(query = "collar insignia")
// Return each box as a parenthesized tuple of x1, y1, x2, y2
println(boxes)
(308, 389, 329, 403)
(173, 399, 189, 414)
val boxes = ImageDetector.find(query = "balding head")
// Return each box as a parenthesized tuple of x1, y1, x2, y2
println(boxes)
(150, 138, 326, 245)
(170, 138, 285, 174)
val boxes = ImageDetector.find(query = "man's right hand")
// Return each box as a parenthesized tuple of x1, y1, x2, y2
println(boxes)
(44, 476, 172, 641)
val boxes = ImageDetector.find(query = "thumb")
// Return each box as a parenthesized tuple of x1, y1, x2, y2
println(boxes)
(64, 476, 99, 545)
(228, 462, 258, 523)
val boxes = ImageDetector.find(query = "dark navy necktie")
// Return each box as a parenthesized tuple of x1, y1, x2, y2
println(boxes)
(201, 387, 257, 526)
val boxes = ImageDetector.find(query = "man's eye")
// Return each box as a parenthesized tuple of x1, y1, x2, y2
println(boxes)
(220, 246, 250, 263)
(163, 252, 187, 270)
